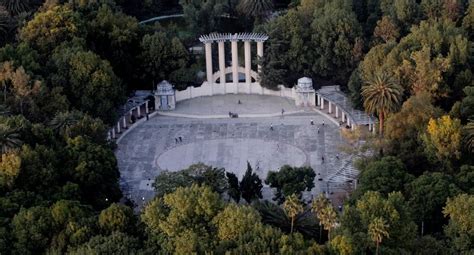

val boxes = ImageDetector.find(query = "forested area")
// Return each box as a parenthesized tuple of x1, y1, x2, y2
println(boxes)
(0, 0, 473, 254)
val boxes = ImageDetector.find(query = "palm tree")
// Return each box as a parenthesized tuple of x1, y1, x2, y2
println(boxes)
(368, 217, 389, 255)
(464, 120, 474, 154)
(237, 0, 273, 23)
(361, 71, 403, 136)
(0, 124, 22, 154)
(311, 194, 329, 241)
(311, 194, 329, 212)
(49, 111, 81, 137)
(254, 200, 319, 237)
(319, 205, 337, 241)
(283, 194, 303, 234)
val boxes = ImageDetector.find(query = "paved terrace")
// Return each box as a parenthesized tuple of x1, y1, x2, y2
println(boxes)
(169, 94, 301, 116)
(115, 95, 358, 208)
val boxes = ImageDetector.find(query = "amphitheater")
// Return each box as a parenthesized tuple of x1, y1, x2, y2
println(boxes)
(114, 33, 372, 207)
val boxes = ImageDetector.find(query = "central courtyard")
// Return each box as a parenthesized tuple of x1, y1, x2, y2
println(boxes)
(116, 95, 355, 206)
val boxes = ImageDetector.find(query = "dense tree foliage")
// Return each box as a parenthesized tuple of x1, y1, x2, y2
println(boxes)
(265, 165, 315, 203)
(340, 191, 417, 253)
(355, 156, 414, 196)
(140, 32, 189, 88)
(260, 0, 363, 88)
(153, 163, 228, 197)
(179, 0, 227, 35)
(0, 0, 472, 253)
(20, 5, 84, 54)
(443, 193, 474, 254)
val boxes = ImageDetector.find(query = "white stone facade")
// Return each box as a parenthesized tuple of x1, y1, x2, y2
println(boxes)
(175, 82, 297, 103)
(155, 80, 176, 110)
(295, 77, 316, 107)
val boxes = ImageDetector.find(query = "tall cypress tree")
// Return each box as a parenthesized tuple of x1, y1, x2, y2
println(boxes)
(240, 162, 263, 204)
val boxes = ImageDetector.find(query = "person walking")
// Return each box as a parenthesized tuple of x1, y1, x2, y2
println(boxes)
(281, 108, 285, 115)
(270, 124, 274, 131)
(311, 119, 314, 125)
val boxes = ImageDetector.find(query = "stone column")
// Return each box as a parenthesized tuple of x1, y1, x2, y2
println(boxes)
(145, 101, 149, 114)
(137, 105, 141, 118)
(107, 131, 111, 140)
(231, 39, 239, 88)
(329, 101, 332, 114)
(111, 128, 116, 139)
(154, 95, 160, 109)
(117, 121, 121, 133)
(317, 94, 320, 106)
(335, 106, 339, 118)
(218, 41, 226, 90)
(205, 42, 213, 86)
(257, 41, 263, 74)
(341, 112, 345, 122)
(244, 41, 251, 86)
(123, 116, 127, 129)
(320, 98, 324, 110)
(244, 41, 252, 84)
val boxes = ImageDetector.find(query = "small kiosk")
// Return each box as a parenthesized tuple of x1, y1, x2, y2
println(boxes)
(154, 80, 176, 110)
(295, 77, 316, 107)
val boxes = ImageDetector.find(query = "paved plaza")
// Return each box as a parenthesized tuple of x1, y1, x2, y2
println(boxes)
(116, 95, 357, 207)
(171, 94, 300, 115)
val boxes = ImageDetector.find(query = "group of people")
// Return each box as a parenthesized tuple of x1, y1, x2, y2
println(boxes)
(310, 119, 325, 126)
(174, 136, 183, 143)
(310, 119, 325, 134)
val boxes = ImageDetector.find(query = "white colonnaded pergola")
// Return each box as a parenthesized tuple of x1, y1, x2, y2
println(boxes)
(199, 33, 269, 89)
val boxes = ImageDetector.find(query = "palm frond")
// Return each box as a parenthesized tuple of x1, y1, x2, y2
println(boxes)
(464, 120, 474, 154)
(237, 0, 273, 18)
(362, 71, 403, 116)
(0, 0, 29, 15)
(0, 123, 22, 154)
(48, 111, 81, 136)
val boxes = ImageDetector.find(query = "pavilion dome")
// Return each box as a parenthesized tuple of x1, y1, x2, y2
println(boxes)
(156, 80, 175, 96)
(297, 77, 314, 92)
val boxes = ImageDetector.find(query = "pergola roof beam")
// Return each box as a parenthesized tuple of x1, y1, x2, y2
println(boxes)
(199, 33, 269, 43)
